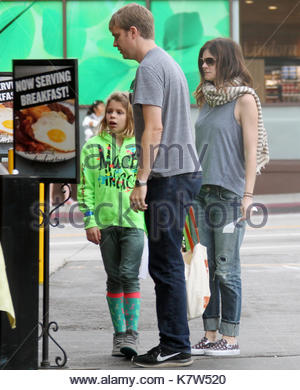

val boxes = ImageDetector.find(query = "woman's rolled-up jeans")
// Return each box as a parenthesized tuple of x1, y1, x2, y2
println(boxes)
(193, 185, 246, 337)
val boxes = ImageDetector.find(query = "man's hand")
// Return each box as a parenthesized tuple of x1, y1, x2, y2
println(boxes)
(86, 227, 101, 245)
(130, 186, 148, 212)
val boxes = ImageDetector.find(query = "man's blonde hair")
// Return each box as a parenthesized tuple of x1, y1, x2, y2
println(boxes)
(109, 3, 154, 39)
(100, 92, 134, 138)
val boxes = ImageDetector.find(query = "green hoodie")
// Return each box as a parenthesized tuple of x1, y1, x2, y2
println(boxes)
(77, 131, 144, 230)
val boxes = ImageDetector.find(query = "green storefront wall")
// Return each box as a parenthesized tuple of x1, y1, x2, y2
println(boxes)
(0, 0, 230, 105)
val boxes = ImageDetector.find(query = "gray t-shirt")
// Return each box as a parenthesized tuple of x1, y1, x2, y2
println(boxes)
(132, 47, 201, 177)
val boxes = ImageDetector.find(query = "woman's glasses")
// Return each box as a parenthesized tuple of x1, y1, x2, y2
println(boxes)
(199, 57, 216, 66)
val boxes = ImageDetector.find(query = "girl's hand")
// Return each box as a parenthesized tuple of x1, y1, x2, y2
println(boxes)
(240, 196, 253, 221)
(86, 227, 101, 245)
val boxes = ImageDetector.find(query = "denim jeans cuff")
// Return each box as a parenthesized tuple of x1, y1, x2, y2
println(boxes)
(219, 320, 239, 337)
(203, 317, 220, 331)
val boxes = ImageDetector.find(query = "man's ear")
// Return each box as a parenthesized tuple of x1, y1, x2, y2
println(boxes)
(129, 26, 139, 38)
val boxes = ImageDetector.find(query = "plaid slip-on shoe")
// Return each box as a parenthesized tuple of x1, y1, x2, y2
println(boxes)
(205, 338, 240, 356)
(191, 337, 216, 356)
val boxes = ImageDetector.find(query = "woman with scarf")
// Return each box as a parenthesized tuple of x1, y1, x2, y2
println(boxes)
(191, 38, 269, 356)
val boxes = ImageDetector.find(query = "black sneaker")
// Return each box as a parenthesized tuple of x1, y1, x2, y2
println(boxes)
(131, 345, 193, 368)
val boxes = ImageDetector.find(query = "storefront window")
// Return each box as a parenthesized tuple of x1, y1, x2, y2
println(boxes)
(241, 0, 300, 104)
(68, 0, 229, 105)
(0, 0, 230, 105)
(0, 1, 63, 71)
(151, 0, 230, 103)
(67, 0, 146, 105)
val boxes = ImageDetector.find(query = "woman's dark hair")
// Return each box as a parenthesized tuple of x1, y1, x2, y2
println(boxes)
(86, 100, 104, 115)
(194, 38, 253, 106)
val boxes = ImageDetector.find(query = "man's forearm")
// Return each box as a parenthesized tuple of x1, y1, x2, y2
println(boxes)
(137, 125, 163, 181)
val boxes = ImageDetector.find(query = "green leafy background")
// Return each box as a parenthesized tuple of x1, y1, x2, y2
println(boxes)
(0, 0, 229, 105)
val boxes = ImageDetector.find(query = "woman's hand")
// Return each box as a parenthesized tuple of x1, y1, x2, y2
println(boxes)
(240, 195, 253, 221)
(86, 227, 101, 245)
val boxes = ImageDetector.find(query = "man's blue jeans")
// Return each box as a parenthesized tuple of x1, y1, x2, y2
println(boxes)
(145, 172, 202, 353)
(194, 185, 246, 337)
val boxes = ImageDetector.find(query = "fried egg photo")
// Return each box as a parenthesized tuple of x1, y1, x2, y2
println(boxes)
(0, 107, 13, 136)
(31, 111, 75, 152)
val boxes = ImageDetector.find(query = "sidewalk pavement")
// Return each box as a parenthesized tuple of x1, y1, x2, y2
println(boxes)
(43, 193, 300, 370)
(253, 192, 300, 214)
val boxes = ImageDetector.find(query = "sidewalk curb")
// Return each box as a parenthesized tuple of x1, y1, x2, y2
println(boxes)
(264, 202, 300, 214)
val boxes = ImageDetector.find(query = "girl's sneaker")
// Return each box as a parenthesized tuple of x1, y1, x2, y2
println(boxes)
(205, 338, 240, 356)
(120, 329, 139, 357)
(112, 332, 126, 356)
(191, 337, 216, 355)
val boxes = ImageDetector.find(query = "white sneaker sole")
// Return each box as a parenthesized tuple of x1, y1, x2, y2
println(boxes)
(205, 349, 240, 356)
(132, 359, 194, 368)
(191, 348, 206, 356)
(112, 351, 125, 357)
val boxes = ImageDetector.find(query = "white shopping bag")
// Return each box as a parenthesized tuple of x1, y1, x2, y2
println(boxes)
(183, 207, 210, 320)
(138, 233, 149, 279)
(183, 242, 210, 320)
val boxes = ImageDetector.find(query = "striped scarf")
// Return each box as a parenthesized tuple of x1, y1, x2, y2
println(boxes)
(201, 81, 269, 173)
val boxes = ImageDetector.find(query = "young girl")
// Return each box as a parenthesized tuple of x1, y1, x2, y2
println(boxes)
(191, 38, 269, 356)
(77, 92, 145, 358)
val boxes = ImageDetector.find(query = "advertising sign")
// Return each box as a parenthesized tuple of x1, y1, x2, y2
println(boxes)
(13, 59, 79, 183)
(0, 73, 13, 146)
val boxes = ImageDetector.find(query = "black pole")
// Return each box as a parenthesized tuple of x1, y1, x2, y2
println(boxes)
(39, 183, 68, 368)
(40, 182, 50, 368)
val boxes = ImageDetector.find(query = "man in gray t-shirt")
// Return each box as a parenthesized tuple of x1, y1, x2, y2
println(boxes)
(133, 46, 199, 177)
(109, 3, 201, 368)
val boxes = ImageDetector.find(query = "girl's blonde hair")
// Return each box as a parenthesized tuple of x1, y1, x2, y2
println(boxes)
(100, 92, 134, 138)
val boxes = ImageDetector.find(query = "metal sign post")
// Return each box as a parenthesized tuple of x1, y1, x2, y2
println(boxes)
(39, 183, 71, 369)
